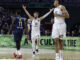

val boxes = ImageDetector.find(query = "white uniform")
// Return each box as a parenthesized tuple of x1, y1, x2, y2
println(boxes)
(52, 5, 66, 39)
(31, 18, 40, 39)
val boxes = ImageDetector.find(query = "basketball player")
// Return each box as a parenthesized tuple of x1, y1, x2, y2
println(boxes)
(8, 11, 27, 59)
(52, 0, 69, 60)
(22, 5, 54, 56)
(27, 19, 32, 46)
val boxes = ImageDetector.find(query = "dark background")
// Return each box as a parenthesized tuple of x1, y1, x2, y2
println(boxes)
(0, 0, 80, 36)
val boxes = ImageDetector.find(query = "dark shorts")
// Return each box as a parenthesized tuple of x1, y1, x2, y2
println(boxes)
(14, 30, 23, 42)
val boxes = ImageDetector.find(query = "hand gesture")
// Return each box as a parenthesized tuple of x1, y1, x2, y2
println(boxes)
(22, 4, 26, 9)
(50, 8, 54, 11)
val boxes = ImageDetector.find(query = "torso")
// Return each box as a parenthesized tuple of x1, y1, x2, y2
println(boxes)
(14, 16, 26, 31)
(32, 18, 40, 32)
(54, 5, 65, 23)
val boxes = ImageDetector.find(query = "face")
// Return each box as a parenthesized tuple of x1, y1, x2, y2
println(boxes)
(33, 12, 39, 18)
(54, 0, 59, 7)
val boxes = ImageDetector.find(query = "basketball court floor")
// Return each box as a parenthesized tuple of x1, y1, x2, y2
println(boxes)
(0, 48, 80, 60)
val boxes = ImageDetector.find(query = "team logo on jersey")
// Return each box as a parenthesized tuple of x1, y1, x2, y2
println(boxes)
(19, 19, 21, 22)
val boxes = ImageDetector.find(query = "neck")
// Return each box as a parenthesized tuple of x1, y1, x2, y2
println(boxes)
(34, 17, 38, 19)
(56, 4, 60, 7)
(16, 15, 20, 16)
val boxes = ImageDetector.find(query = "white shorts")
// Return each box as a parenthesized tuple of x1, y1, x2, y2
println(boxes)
(31, 31, 40, 39)
(51, 23, 66, 39)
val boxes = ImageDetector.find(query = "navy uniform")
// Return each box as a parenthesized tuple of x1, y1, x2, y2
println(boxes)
(13, 16, 26, 42)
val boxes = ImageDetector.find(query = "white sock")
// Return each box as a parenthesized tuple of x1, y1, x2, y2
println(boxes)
(36, 45, 38, 49)
(32, 38, 35, 52)
(15, 50, 18, 54)
(56, 53, 59, 58)
(59, 50, 63, 58)
(17, 50, 21, 55)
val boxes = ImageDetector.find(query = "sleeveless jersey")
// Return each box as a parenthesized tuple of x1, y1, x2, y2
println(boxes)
(32, 18, 40, 32)
(54, 5, 65, 23)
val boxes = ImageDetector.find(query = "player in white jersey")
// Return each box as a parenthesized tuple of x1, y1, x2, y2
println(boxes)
(52, 0, 69, 60)
(22, 5, 54, 57)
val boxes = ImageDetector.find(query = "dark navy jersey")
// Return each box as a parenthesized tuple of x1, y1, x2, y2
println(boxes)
(14, 16, 26, 31)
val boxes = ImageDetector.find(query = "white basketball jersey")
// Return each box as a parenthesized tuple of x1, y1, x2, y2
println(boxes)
(32, 18, 40, 32)
(54, 5, 65, 23)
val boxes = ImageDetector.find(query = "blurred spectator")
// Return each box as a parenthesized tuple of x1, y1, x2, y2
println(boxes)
(66, 31, 70, 36)
(45, 30, 48, 36)
(0, 8, 80, 37)
(78, 29, 80, 37)
(0, 18, 2, 30)
(2, 23, 9, 34)
(71, 31, 77, 37)
(6, 15, 12, 27)
(1, 29, 4, 34)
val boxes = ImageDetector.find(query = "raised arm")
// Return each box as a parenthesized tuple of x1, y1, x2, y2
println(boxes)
(40, 8, 54, 21)
(54, 5, 69, 18)
(22, 5, 33, 20)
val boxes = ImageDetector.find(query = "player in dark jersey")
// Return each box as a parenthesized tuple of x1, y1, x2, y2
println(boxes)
(8, 11, 27, 59)
(27, 19, 32, 46)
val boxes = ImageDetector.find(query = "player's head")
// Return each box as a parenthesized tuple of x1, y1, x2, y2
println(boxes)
(54, 0, 61, 7)
(16, 10, 20, 16)
(33, 12, 39, 18)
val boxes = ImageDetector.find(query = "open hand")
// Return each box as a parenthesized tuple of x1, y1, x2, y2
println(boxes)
(50, 8, 54, 11)
(22, 4, 26, 9)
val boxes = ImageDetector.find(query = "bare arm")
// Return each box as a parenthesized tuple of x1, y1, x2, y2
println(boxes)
(8, 17, 15, 34)
(28, 24, 30, 32)
(22, 5, 33, 20)
(51, 18, 54, 23)
(24, 20, 27, 34)
(23, 20, 29, 41)
(54, 5, 69, 18)
(40, 8, 54, 21)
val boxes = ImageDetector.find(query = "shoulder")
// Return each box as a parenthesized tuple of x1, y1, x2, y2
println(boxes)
(60, 5, 66, 10)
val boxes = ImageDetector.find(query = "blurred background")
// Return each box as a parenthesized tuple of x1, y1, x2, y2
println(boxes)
(0, 0, 80, 60)
(0, 0, 80, 36)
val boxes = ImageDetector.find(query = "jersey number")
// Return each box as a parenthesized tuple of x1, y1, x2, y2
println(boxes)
(19, 22, 22, 27)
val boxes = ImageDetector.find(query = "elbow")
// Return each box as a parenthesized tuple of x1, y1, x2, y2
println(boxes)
(66, 16, 69, 18)
(65, 15, 70, 19)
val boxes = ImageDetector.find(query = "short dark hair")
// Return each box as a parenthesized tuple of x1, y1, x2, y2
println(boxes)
(55, 0, 62, 4)
(16, 10, 20, 15)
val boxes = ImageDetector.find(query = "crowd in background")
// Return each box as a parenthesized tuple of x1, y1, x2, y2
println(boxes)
(0, 0, 54, 3)
(0, 9, 80, 37)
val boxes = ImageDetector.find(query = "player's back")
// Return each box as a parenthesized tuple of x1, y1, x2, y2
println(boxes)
(14, 16, 26, 32)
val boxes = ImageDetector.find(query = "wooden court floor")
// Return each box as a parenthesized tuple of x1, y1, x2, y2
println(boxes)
(0, 48, 80, 60)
